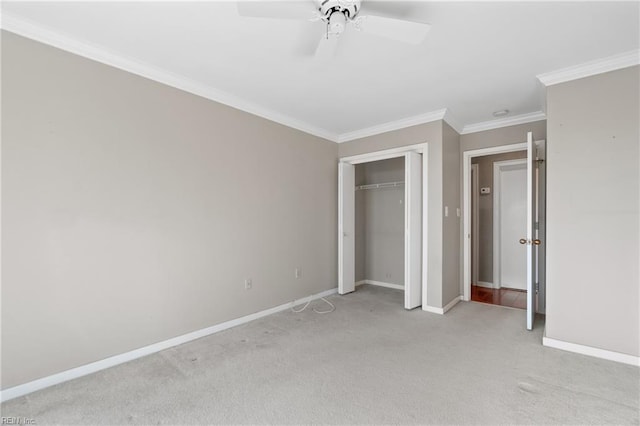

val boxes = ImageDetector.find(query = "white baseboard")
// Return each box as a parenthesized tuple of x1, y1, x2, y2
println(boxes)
(543, 333, 640, 367)
(443, 295, 463, 313)
(423, 296, 463, 315)
(0, 287, 338, 402)
(476, 281, 495, 289)
(356, 280, 404, 291)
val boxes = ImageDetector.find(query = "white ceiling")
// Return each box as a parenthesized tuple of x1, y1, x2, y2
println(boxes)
(2, 1, 639, 141)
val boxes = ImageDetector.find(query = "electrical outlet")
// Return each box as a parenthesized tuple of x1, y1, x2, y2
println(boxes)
(244, 278, 252, 290)
(295, 268, 301, 279)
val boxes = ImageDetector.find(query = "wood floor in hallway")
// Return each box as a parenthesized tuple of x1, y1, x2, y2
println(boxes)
(471, 285, 527, 309)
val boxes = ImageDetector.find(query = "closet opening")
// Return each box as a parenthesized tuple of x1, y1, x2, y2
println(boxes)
(355, 158, 406, 294)
(338, 144, 427, 310)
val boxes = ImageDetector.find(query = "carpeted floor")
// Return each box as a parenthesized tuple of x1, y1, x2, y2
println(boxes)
(2, 284, 638, 424)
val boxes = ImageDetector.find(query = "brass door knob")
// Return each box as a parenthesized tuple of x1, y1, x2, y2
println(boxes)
(519, 238, 527, 245)
(533, 239, 542, 245)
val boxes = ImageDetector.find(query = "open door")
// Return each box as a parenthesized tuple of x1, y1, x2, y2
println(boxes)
(338, 162, 355, 295)
(404, 152, 422, 309)
(525, 132, 537, 330)
(535, 139, 546, 315)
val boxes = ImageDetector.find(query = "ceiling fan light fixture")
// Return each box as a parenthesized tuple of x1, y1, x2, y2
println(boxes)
(329, 10, 347, 35)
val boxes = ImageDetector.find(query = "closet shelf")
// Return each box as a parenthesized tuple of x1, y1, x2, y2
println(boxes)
(355, 181, 405, 190)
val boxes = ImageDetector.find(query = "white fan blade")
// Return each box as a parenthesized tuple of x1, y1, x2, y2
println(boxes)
(362, 1, 418, 20)
(361, 15, 430, 45)
(314, 34, 339, 59)
(294, 24, 325, 56)
(237, 1, 315, 20)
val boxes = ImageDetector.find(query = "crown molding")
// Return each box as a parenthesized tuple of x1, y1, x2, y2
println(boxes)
(442, 109, 463, 134)
(460, 111, 547, 135)
(537, 50, 640, 87)
(0, 13, 340, 142)
(1, 12, 557, 144)
(337, 109, 448, 143)
(0, 14, 462, 145)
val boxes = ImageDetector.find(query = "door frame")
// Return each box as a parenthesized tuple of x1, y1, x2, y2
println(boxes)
(462, 143, 527, 302)
(339, 142, 429, 308)
(492, 158, 527, 290)
(471, 163, 479, 286)
(535, 140, 546, 314)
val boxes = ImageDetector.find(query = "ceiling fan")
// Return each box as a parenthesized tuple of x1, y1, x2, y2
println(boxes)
(237, 0, 431, 56)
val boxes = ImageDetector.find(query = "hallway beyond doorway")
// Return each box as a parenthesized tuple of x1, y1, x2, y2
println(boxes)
(471, 285, 526, 309)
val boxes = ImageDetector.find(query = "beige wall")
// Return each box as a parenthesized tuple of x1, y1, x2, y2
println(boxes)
(442, 123, 461, 306)
(1, 32, 339, 389)
(471, 151, 527, 284)
(545, 66, 639, 356)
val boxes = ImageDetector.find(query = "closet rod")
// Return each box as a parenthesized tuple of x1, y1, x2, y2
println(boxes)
(355, 181, 405, 191)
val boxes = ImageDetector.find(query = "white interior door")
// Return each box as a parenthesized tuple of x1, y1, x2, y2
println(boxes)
(404, 152, 422, 309)
(338, 162, 355, 295)
(499, 164, 528, 290)
(526, 132, 536, 330)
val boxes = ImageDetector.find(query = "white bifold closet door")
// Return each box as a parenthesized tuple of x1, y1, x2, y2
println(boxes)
(338, 162, 355, 295)
(404, 152, 422, 309)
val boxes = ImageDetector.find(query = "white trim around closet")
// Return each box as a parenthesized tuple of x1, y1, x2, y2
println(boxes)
(340, 143, 429, 165)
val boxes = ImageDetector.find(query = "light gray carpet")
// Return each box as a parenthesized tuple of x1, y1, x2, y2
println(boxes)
(2, 285, 638, 424)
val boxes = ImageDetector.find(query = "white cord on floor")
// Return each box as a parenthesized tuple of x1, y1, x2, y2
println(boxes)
(313, 297, 335, 314)
(291, 296, 335, 314)
(291, 299, 311, 313)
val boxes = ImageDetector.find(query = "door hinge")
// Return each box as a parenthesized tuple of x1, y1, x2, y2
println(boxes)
(535, 282, 540, 294)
